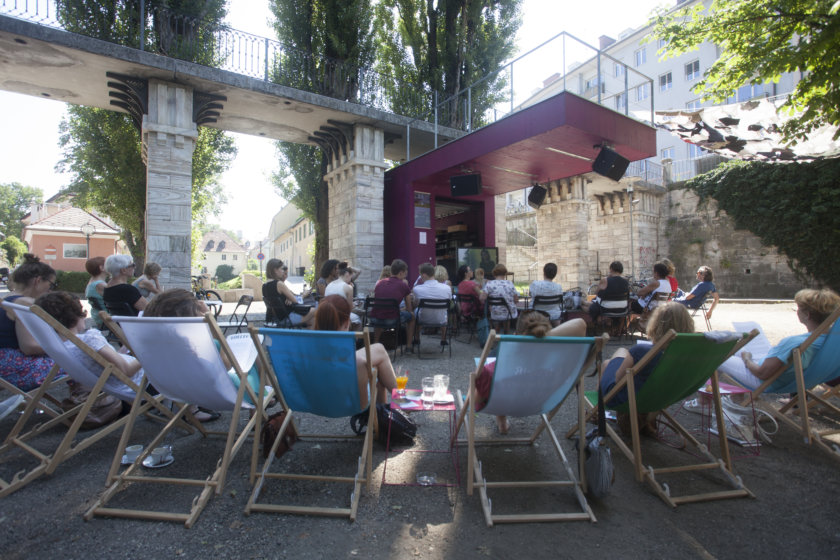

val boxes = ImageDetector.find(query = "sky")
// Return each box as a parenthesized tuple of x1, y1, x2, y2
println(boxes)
(0, 0, 668, 244)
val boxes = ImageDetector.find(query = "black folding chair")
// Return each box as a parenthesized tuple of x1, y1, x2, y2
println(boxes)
(454, 293, 480, 343)
(594, 292, 630, 339)
(262, 285, 308, 329)
(531, 294, 563, 325)
(362, 297, 405, 360)
(485, 296, 514, 334)
(217, 294, 253, 334)
(414, 298, 452, 358)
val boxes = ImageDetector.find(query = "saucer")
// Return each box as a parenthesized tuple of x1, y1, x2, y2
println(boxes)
(142, 455, 174, 468)
(121, 454, 141, 466)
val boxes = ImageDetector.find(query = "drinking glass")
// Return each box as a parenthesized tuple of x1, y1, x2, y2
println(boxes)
(395, 366, 409, 398)
(433, 374, 450, 401)
(421, 376, 435, 409)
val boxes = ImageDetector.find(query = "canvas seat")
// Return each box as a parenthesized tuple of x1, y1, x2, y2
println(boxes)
(452, 329, 606, 526)
(245, 326, 376, 521)
(570, 329, 758, 508)
(84, 313, 269, 528)
(0, 301, 182, 499)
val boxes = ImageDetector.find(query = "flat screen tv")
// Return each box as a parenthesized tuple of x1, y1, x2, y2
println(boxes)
(457, 247, 498, 276)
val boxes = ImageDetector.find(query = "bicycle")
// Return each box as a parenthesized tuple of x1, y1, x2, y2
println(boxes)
(191, 276, 223, 317)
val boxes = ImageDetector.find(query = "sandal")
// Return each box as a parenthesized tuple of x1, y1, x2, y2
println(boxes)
(190, 405, 221, 422)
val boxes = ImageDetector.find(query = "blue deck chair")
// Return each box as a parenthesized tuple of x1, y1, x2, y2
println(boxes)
(570, 329, 758, 508)
(245, 327, 376, 521)
(84, 313, 268, 528)
(747, 306, 840, 461)
(0, 302, 184, 499)
(452, 329, 606, 526)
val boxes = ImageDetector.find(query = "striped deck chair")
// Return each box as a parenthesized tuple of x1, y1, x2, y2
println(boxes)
(0, 301, 181, 499)
(571, 329, 758, 508)
(84, 313, 269, 528)
(245, 327, 376, 521)
(452, 329, 607, 526)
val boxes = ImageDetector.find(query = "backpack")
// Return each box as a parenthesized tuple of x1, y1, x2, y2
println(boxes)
(350, 403, 416, 447)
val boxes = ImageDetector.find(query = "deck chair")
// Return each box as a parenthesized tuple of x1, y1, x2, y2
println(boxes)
(741, 307, 840, 461)
(572, 329, 758, 508)
(244, 327, 376, 520)
(413, 298, 452, 358)
(452, 329, 606, 526)
(0, 301, 181, 499)
(84, 312, 269, 528)
(217, 294, 253, 334)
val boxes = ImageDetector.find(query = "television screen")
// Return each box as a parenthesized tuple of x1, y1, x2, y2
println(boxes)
(457, 247, 498, 276)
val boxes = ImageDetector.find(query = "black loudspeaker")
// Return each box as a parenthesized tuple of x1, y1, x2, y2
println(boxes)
(527, 184, 547, 209)
(592, 147, 630, 181)
(450, 174, 482, 196)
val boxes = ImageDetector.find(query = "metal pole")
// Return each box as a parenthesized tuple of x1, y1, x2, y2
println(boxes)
(624, 65, 629, 116)
(562, 34, 566, 92)
(264, 38, 269, 81)
(597, 51, 602, 104)
(434, 91, 438, 149)
(85, 234, 90, 258)
(628, 187, 635, 280)
(510, 64, 514, 114)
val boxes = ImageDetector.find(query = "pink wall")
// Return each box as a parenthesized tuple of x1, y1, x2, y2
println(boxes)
(28, 234, 118, 272)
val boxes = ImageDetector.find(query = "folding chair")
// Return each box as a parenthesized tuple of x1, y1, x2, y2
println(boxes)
(452, 329, 606, 526)
(84, 312, 269, 528)
(689, 299, 713, 331)
(485, 296, 514, 334)
(104, 299, 139, 317)
(362, 297, 404, 360)
(262, 285, 307, 330)
(0, 301, 181, 499)
(744, 307, 840, 461)
(571, 329, 758, 507)
(594, 292, 630, 339)
(244, 327, 376, 520)
(454, 293, 480, 343)
(413, 298, 452, 358)
(531, 294, 563, 325)
(217, 294, 253, 334)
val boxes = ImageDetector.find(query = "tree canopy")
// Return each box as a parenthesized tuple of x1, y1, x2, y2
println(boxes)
(688, 158, 840, 291)
(651, 0, 840, 141)
(0, 182, 43, 240)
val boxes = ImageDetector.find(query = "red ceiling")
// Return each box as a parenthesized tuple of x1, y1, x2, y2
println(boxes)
(392, 92, 657, 197)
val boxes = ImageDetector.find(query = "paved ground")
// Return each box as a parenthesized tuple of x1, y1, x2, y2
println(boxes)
(2, 295, 839, 559)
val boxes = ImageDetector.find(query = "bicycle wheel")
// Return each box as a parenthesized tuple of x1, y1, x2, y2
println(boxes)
(203, 290, 223, 317)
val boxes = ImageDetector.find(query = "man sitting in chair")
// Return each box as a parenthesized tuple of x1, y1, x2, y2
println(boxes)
(529, 262, 563, 325)
(673, 265, 719, 321)
(367, 259, 415, 352)
(412, 262, 453, 348)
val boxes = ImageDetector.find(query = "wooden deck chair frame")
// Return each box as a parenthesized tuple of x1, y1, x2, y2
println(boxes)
(244, 326, 376, 521)
(0, 302, 183, 499)
(745, 306, 840, 462)
(570, 329, 758, 508)
(84, 312, 269, 528)
(452, 329, 606, 526)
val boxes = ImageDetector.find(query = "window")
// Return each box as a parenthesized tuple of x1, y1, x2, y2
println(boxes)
(688, 144, 706, 159)
(634, 47, 646, 66)
(661, 147, 675, 160)
(657, 38, 668, 51)
(614, 63, 625, 77)
(221, 254, 227, 261)
(659, 72, 672, 92)
(615, 92, 627, 111)
(636, 83, 650, 102)
(584, 74, 605, 96)
(233, 254, 238, 260)
(686, 99, 702, 111)
(685, 59, 700, 81)
(63, 243, 87, 259)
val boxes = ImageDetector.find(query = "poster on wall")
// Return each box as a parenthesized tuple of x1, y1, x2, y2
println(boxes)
(414, 191, 431, 229)
(457, 247, 498, 275)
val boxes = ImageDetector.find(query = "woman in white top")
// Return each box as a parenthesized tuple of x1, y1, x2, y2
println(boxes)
(325, 265, 361, 328)
(630, 262, 672, 314)
(132, 262, 163, 299)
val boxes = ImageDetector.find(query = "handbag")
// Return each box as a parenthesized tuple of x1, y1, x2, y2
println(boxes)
(476, 317, 490, 347)
(350, 403, 416, 447)
(261, 410, 299, 458)
(583, 381, 614, 498)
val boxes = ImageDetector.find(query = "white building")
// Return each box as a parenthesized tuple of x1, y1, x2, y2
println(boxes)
(200, 230, 248, 278)
(267, 203, 315, 276)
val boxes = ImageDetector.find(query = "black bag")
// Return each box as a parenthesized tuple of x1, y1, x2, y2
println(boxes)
(350, 403, 416, 447)
(582, 385, 615, 498)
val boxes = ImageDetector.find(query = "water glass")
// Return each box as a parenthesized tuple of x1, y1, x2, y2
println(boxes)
(433, 374, 450, 401)
(421, 376, 435, 409)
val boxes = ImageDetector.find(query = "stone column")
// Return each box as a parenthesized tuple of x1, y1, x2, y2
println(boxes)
(142, 80, 197, 291)
(537, 177, 590, 289)
(324, 125, 387, 293)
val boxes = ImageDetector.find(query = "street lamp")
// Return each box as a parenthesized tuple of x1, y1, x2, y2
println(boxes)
(80, 222, 95, 258)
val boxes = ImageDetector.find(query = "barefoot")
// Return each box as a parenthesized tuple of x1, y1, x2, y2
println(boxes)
(496, 415, 510, 434)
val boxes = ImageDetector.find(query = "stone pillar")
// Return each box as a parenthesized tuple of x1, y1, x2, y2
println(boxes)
(142, 80, 197, 291)
(325, 125, 387, 293)
(538, 177, 590, 290)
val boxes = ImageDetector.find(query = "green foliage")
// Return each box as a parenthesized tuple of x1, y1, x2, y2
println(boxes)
(1, 236, 28, 266)
(373, 0, 522, 126)
(0, 183, 43, 240)
(246, 258, 259, 271)
(651, 0, 840, 141)
(55, 271, 89, 294)
(217, 275, 242, 290)
(688, 158, 840, 290)
(215, 264, 235, 283)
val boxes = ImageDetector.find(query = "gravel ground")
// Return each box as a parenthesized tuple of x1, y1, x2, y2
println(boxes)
(2, 296, 839, 559)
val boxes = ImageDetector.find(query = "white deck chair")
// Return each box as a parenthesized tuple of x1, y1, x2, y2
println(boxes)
(452, 329, 607, 526)
(0, 302, 180, 499)
(84, 313, 271, 528)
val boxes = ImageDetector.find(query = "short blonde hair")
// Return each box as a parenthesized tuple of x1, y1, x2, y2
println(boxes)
(646, 302, 694, 342)
(660, 258, 676, 276)
(378, 265, 391, 281)
(434, 265, 449, 283)
(795, 289, 840, 324)
(143, 262, 162, 277)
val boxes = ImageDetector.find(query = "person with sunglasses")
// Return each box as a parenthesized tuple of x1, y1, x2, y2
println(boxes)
(673, 265, 719, 321)
(0, 253, 64, 390)
(103, 255, 148, 317)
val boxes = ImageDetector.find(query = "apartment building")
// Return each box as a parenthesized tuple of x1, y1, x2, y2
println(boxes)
(267, 203, 315, 276)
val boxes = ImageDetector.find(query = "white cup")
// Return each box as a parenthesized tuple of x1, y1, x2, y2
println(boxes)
(433, 375, 450, 400)
(150, 446, 170, 465)
(124, 444, 143, 463)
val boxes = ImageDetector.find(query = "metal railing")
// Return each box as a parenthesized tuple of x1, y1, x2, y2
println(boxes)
(664, 154, 728, 184)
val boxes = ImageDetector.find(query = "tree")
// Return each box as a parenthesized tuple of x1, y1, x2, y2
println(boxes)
(268, 0, 377, 266)
(215, 264, 235, 283)
(1, 236, 28, 266)
(374, 0, 522, 128)
(651, 0, 840, 141)
(56, 1, 233, 268)
(688, 158, 840, 291)
(0, 182, 43, 240)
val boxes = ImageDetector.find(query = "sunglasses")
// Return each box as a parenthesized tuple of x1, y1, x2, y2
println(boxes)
(48, 280, 58, 290)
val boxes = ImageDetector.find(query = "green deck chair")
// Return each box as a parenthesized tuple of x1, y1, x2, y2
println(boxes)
(572, 329, 758, 508)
